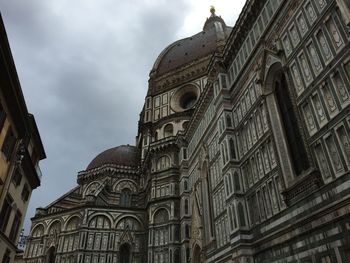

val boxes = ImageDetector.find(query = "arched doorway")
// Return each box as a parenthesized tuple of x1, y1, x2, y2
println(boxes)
(120, 243, 131, 263)
(46, 246, 56, 263)
(193, 245, 201, 263)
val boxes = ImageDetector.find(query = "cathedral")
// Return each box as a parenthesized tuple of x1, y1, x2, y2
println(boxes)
(23, 0, 350, 262)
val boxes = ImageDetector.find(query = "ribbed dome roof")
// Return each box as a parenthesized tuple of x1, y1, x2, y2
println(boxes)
(86, 145, 138, 170)
(151, 10, 231, 77)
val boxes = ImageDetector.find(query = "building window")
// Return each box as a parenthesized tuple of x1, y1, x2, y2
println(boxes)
(146, 97, 151, 108)
(0, 195, 13, 232)
(229, 138, 236, 159)
(21, 184, 30, 202)
(275, 73, 309, 175)
(0, 103, 6, 132)
(156, 155, 171, 171)
(12, 169, 22, 187)
(238, 203, 246, 227)
(226, 114, 232, 127)
(9, 210, 22, 242)
(234, 172, 241, 192)
(184, 199, 189, 214)
(185, 224, 190, 238)
(120, 189, 132, 207)
(163, 123, 174, 137)
(1, 128, 16, 160)
(183, 180, 188, 191)
(182, 148, 187, 160)
(2, 249, 11, 263)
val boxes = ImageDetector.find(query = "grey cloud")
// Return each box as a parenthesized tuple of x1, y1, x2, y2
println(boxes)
(1, 0, 249, 238)
(1, 0, 189, 232)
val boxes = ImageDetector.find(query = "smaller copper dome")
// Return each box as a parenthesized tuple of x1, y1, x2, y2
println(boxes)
(86, 145, 138, 170)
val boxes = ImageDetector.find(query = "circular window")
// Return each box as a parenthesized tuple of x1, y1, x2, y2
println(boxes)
(170, 85, 199, 112)
(180, 92, 197, 110)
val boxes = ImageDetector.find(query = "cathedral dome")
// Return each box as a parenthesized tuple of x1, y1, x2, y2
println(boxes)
(150, 7, 231, 77)
(86, 145, 138, 170)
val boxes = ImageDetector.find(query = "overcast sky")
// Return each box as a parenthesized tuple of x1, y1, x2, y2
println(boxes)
(0, 0, 245, 234)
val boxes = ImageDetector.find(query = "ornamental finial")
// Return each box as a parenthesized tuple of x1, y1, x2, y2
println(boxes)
(210, 5, 216, 15)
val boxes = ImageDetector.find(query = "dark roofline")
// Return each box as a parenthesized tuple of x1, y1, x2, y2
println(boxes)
(28, 114, 46, 160)
(0, 13, 46, 158)
(222, 0, 267, 66)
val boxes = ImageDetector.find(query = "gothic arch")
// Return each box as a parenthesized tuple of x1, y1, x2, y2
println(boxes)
(88, 214, 112, 229)
(263, 61, 283, 95)
(83, 181, 101, 197)
(116, 216, 143, 231)
(114, 179, 137, 193)
(115, 215, 144, 230)
(156, 155, 171, 171)
(152, 208, 170, 224)
(64, 215, 81, 231)
(163, 123, 174, 137)
(45, 219, 62, 235)
(30, 223, 45, 237)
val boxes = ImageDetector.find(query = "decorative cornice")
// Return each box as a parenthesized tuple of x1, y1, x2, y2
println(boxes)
(77, 165, 139, 184)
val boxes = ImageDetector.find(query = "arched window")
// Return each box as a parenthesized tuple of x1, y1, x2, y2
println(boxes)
(221, 145, 226, 163)
(275, 73, 309, 175)
(88, 215, 111, 229)
(184, 199, 189, 214)
(65, 216, 80, 231)
(224, 142, 229, 163)
(154, 209, 169, 224)
(184, 180, 188, 191)
(226, 114, 232, 127)
(156, 155, 171, 171)
(164, 123, 174, 137)
(116, 217, 141, 231)
(31, 224, 44, 237)
(185, 224, 190, 238)
(229, 207, 234, 230)
(229, 138, 236, 159)
(225, 177, 230, 195)
(120, 189, 132, 207)
(63, 217, 80, 253)
(232, 206, 237, 228)
(48, 221, 61, 236)
(238, 203, 246, 227)
(233, 172, 241, 192)
(228, 174, 233, 193)
(155, 131, 158, 141)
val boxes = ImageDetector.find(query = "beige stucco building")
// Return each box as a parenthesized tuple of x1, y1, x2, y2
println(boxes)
(0, 14, 46, 263)
(24, 0, 350, 262)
